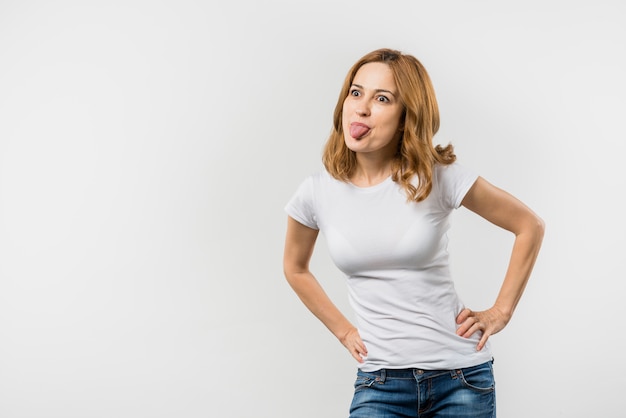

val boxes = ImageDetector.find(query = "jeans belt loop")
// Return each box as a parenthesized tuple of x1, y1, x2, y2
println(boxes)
(378, 369, 387, 383)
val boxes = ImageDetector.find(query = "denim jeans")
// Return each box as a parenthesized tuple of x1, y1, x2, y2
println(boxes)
(349, 360, 496, 418)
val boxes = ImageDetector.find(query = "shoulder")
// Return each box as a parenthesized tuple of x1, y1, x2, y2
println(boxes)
(289, 169, 337, 201)
(300, 168, 341, 189)
(434, 161, 477, 181)
(433, 162, 480, 209)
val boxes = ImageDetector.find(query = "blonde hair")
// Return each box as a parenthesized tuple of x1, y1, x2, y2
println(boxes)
(322, 48, 456, 202)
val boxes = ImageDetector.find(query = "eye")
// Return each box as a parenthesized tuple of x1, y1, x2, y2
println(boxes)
(376, 95, 390, 103)
(350, 89, 361, 97)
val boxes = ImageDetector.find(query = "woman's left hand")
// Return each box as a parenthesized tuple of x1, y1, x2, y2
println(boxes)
(455, 307, 511, 351)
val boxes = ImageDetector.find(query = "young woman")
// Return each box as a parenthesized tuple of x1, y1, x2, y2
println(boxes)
(283, 48, 544, 417)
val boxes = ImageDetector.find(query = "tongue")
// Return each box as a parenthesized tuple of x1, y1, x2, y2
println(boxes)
(350, 124, 370, 139)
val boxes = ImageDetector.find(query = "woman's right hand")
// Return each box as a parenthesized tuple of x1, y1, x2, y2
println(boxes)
(339, 327, 368, 363)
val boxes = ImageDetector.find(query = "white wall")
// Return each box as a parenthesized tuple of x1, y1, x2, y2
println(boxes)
(0, 1, 624, 417)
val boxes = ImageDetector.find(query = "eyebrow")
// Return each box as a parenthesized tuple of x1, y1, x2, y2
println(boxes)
(351, 83, 397, 97)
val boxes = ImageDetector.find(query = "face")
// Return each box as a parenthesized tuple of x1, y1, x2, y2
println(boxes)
(342, 62, 404, 157)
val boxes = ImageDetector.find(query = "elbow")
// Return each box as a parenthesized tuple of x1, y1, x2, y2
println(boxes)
(515, 212, 545, 246)
(536, 214, 546, 238)
(284, 260, 316, 294)
(530, 213, 546, 247)
(283, 263, 294, 284)
(283, 263, 304, 288)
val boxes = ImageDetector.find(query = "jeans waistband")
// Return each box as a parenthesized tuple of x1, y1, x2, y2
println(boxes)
(362, 368, 453, 380)
(360, 367, 467, 380)
(360, 359, 494, 381)
(376, 368, 416, 378)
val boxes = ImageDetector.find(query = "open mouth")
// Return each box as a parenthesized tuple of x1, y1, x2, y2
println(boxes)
(350, 122, 371, 139)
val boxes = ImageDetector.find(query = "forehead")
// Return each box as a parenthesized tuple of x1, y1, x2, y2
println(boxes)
(352, 62, 397, 91)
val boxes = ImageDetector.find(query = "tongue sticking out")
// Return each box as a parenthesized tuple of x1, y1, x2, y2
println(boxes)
(350, 123, 370, 139)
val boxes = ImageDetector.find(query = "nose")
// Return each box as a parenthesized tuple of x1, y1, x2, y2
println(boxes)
(356, 103, 371, 117)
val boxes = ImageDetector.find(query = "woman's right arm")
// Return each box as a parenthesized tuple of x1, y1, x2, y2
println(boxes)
(283, 216, 367, 363)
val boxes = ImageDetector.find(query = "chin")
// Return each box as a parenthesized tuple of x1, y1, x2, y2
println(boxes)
(343, 137, 362, 152)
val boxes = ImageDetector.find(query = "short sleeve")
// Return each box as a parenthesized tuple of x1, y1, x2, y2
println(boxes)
(284, 175, 319, 230)
(435, 163, 479, 210)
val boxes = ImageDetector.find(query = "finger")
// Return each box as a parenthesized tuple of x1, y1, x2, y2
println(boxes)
(351, 347, 364, 363)
(460, 321, 484, 339)
(347, 339, 367, 363)
(456, 316, 478, 336)
(456, 308, 472, 324)
(456, 322, 469, 336)
(355, 339, 368, 356)
(476, 331, 491, 351)
(356, 343, 368, 360)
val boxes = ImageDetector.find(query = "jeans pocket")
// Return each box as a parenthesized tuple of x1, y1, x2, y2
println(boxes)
(457, 362, 495, 393)
(353, 371, 379, 392)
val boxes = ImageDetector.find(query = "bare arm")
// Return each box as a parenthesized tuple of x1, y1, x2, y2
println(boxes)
(456, 176, 545, 350)
(283, 216, 367, 362)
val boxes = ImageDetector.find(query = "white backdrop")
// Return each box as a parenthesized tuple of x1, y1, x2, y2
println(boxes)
(1, 1, 624, 417)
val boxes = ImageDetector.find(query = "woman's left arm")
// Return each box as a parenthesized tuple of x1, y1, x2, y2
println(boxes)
(455, 176, 545, 350)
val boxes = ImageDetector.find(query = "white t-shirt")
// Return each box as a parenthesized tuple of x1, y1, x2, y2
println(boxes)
(285, 162, 493, 371)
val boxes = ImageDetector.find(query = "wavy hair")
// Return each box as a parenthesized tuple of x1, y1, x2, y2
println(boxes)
(322, 48, 456, 202)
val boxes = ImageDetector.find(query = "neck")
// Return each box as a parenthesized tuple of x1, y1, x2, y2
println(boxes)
(351, 154, 394, 187)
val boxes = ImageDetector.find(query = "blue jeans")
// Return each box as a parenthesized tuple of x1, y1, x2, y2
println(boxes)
(349, 360, 496, 418)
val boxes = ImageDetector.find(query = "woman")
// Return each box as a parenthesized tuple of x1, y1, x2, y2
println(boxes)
(283, 48, 544, 417)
